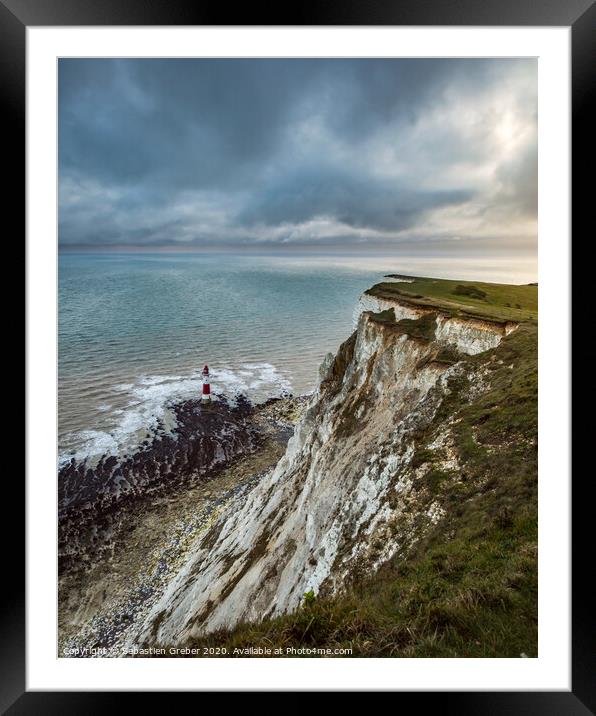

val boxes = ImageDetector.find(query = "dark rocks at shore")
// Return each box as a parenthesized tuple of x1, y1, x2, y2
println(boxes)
(58, 395, 260, 575)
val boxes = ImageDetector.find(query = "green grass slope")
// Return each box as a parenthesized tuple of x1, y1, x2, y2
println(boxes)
(368, 274, 537, 323)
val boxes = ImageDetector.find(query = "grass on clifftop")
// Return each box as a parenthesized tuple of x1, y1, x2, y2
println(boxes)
(152, 321, 537, 659)
(367, 274, 537, 323)
(369, 308, 438, 342)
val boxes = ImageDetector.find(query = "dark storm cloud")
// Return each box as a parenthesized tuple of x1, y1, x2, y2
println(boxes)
(238, 167, 472, 231)
(59, 58, 537, 251)
(60, 59, 322, 191)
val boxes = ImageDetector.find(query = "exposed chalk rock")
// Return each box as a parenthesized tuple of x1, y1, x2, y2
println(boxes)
(353, 292, 517, 355)
(129, 293, 517, 646)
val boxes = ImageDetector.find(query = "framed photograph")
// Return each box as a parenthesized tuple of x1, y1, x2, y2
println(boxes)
(12, 0, 589, 707)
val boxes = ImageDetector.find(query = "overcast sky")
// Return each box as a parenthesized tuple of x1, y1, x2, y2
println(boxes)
(59, 59, 537, 257)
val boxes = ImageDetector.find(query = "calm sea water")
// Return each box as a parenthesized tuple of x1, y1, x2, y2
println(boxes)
(58, 253, 387, 463)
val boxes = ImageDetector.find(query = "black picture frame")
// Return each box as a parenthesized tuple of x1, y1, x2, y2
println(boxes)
(9, 0, 591, 708)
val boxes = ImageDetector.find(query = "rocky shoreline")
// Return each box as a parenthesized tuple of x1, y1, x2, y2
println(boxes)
(58, 393, 310, 656)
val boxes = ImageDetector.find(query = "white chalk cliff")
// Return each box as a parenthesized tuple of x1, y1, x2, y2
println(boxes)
(131, 291, 518, 645)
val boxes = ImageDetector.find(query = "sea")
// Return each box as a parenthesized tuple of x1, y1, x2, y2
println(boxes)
(58, 251, 536, 464)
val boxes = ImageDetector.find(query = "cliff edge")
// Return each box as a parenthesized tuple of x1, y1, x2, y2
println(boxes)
(130, 275, 538, 657)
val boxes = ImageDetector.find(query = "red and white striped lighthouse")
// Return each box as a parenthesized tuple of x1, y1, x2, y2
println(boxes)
(201, 364, 211, 401)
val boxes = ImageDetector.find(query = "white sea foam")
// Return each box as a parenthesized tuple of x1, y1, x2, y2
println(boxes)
(62, 430, 121, 465)
(59, 363, 293, 466)
(210, 363, 292, 395)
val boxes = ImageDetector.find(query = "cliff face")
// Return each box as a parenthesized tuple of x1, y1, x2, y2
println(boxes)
(353, 292, 518, 355)
(131, 293, 519, 646)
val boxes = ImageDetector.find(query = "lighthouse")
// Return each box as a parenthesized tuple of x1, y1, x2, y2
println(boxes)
(202, 364, 211, 402)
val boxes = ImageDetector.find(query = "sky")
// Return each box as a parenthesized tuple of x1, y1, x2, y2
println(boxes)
(59, 58, 537, 260)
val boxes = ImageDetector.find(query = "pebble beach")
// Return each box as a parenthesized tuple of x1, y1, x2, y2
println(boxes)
(58, 394, 310, 657)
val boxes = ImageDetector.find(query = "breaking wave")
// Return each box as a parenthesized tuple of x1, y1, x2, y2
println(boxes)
(59, 363, 292, 466)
